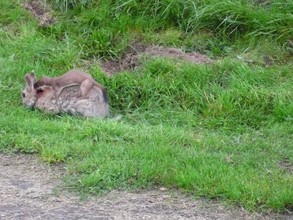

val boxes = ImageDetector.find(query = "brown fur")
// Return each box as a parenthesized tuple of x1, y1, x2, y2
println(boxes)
(34, 69, 105, 98)
(22, 72, 109, 118)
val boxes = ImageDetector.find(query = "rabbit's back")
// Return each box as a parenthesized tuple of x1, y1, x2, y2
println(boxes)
(56, 84, 109, 118)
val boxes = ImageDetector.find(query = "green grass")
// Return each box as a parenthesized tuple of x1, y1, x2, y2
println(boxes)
(1, 0, 293, 213)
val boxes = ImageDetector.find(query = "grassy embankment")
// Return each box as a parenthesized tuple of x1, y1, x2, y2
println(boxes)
(0, 0, 292, 212)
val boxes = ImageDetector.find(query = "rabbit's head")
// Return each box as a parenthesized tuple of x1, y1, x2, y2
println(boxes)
(22, 72, 38, 108)
(34, 85, 60, 114)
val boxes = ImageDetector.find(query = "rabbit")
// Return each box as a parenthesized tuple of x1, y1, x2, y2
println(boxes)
(22, 72, 109, 118)
(34, 69, 105, 98)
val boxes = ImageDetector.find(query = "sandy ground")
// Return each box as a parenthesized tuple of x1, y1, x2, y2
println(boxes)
(0, 154, 291, 220)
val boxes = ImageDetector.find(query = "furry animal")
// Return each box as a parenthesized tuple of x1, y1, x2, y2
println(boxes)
(34, 69, 105, 98)
(22, 72, 109, 118)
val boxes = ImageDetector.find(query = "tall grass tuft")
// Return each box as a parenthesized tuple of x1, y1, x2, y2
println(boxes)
(51, 0, 293, 42)
(45, 0, 293, 60)
(99, 59, 293, 128)
(50, 0, 95, 11)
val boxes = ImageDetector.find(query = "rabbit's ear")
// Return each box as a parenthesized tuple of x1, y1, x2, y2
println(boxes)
(36, 85, 52, 97)
(24, 72, 36, 89)
(24, 75, 32, 88)
(29, 72, 36, 81)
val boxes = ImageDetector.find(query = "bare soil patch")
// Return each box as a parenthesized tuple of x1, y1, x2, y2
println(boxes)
(101, 44, 212, 75)
(23, 0, 56, 27)
(1, 153, 291, 219)
(278, 159, 293, 174)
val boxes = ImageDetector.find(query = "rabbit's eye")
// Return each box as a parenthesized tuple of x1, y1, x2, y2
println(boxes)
(21, 92, 26, 98)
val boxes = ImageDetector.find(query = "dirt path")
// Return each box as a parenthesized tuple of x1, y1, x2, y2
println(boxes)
(0, 154, 290, 220)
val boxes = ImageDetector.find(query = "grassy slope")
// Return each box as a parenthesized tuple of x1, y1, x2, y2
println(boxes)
(0, 0, 293, 212)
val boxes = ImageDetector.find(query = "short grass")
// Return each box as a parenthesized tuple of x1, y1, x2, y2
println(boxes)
(1, 0, 293, 212)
